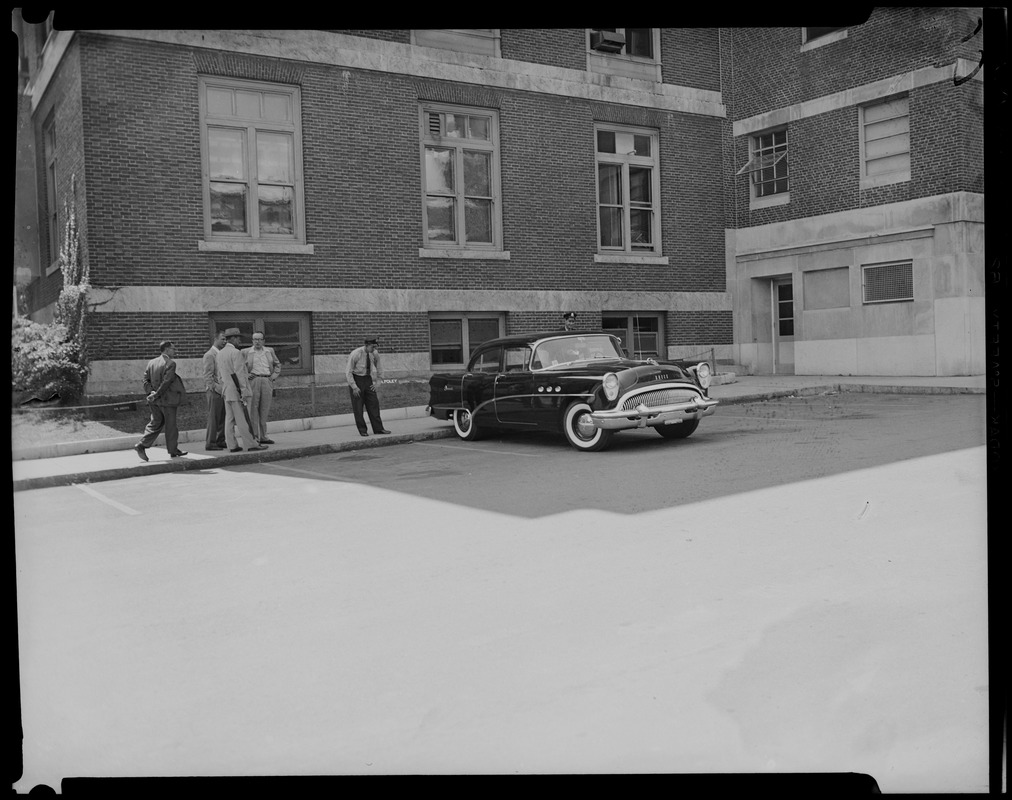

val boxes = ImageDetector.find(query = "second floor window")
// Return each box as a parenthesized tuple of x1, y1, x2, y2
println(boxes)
(42, 113, 58, 268)
(589, 28, 654, 58)
(199, 77, 306, 242)
(860, 95, 910, 188)
(421, 105, 502, 250)
(751, 129, 789, 198)
(595, 125, 660, 254)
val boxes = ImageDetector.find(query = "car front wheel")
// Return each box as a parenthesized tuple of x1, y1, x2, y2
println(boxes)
(655, 418, 699, 439)
(453, 407, 483, 441)
(562, 401, 613, 452)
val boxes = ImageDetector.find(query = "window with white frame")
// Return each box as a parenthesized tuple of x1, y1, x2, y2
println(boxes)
(737, 128, 789, 207)
(860, 95, 910, 188)
(862, 261, 913, 304)
(601, 313, 664, 359)
(208, 312, 312, 375)
(411, 30, 500, 57)
(42, 112, 58, 271)
(199, 77, 306, 242)
(429, 312, 505, 367)
(596, 125, 660, 254)
(421, 105, 502, 250)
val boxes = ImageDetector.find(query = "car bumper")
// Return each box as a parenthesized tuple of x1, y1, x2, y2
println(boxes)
(590, 396, 718, 430)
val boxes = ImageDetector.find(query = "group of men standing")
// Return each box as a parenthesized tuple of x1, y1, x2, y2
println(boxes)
(203, 328, 280, 452)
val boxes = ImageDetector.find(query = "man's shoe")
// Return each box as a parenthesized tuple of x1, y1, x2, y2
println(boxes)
(170, 451, 188, 458)
(248, 445, 268, 451)
(229, 447, 243, 453)
(206, 444, 224, 451)
(259, 438, 275, 444)
(133, 444, 148, 462)
(359, 430, 369, 437)
(376, 429, 393, 434)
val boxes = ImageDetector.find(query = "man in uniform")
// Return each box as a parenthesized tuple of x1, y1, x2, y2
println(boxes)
(134, 340, 188, 460)
(345, 336, 391, 437)
(243, 331, 282, 444)
(216, 328, 266, 452)
(202, 330, 227, 450)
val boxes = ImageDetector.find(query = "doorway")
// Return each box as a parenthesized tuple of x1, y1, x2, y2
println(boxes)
(772, 277, 795, 375)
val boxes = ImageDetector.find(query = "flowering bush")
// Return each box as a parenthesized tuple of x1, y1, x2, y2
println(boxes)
(11, 317, 88, 404)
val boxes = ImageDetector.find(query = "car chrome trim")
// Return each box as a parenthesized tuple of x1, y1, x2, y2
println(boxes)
(590, 394, 718, 430)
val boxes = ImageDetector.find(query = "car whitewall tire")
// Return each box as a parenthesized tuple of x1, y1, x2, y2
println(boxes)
(562, 401, 613, 452)
(453, 407, 483, 441)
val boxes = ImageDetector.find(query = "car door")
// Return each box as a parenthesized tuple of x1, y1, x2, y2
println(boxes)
(495, 345, 537, 426)
(463, 345, 501, 423)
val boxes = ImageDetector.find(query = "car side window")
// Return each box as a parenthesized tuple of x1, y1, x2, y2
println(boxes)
(472, 348, 502, 373)
(503, 346, 529, 372)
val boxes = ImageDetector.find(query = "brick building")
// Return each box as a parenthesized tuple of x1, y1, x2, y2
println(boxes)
(12, 16, 985, 395)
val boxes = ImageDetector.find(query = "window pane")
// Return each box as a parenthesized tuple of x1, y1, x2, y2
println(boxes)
(779, 319, 794, 336)
(262, 93, 292, 122)
(263, 320, 302, 367)
(627, 28, 653, 57)
(206, 87, 233, 116)
(865, 132, 909, 160)
(235, 90, 261, 120)
(629, 166, 651, 204)
(208, 128, 246, 180)
(425, 148, 454, 194)
(633, 134, 651, 157)
(445, 114, 465, 138)
(465, 198, 492, 243)
(426, 197, 455, 242)
(467, 115, 490, 140)
(430, 319, 463, 364)
(210, 183, 247, 232)
(258, 185, 294, 235)
(866, 152, 910, 176)
(598, 164, 622, 204)
(463, 150, 491, 196)
(599, 207, 623, 247)
(630, 208, 652, 247)
(468, 318, 501, 355)
(597, 130, 616, 154)
(257, 132, 293, 184)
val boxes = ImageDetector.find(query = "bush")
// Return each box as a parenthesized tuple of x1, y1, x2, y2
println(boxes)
(11, 318, 89, 404)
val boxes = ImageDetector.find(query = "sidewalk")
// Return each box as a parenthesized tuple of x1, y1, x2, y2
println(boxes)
(11, 373, 986, 491)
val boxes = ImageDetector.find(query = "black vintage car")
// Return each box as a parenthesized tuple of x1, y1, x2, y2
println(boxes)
(427, 330, 718, 452)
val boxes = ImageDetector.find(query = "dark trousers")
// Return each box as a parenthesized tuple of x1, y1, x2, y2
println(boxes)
(139, 403, 179, 453)
(350, 374, 384, 434)
(205, 389, 226, 447)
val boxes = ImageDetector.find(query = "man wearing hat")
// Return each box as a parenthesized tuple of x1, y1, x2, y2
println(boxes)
(562, 311, 577, 331)
(215, 328, 267, 452)
(134, 340, 188, 461)
(345, 336, 391, 437)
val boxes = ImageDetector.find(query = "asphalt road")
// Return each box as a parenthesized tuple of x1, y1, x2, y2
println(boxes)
(13, 393, 990, 792)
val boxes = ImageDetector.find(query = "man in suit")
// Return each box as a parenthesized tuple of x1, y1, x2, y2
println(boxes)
(134, 340, 188, 461)
(216, 327, 266, 452)
(202, 330, 228, 450)
(242, 331, 282, 444)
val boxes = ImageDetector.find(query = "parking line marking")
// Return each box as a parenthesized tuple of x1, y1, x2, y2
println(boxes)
(73, 483, 141, 515)
(261, 462, 363, 482)
(413, 441, 542, 457)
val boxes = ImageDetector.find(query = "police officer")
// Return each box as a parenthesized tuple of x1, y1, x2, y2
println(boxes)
(345, 337, 392, 437)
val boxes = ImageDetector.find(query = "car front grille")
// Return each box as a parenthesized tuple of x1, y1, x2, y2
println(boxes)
(621, 388, 698, 411)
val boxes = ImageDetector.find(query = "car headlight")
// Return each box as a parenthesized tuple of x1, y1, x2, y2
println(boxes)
(695, 362, 711, 389)
(603, 372, 620, 401)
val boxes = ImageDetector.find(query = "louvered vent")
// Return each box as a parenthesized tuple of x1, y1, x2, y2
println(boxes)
(863, 261, 913, 303)
(428, 112, 441, 137)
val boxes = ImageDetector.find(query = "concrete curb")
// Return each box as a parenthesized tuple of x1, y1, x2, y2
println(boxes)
(714, 383, 985, 406)
(12, 426, 458, 492)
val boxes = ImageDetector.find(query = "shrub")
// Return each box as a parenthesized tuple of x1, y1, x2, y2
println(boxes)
(11, 317, 88, 404)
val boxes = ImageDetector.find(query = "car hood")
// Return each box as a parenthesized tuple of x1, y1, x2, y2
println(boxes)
(539, 359, 694, 385)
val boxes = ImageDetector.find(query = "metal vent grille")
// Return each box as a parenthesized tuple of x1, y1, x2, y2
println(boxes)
(428, 112, 441, 137)
(863, 261, 913, 303)
(622, 388, 698, 411)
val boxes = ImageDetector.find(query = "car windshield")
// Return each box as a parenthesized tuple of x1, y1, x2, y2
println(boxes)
(531, 335, 624, 369)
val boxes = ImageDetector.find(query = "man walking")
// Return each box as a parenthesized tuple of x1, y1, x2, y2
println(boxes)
(216, 328, 266, 452)
(345, 336, 391, 437)
(134, 340, 188, 460)
(202, 330, 227, 450)
(243, 331, 282, 444)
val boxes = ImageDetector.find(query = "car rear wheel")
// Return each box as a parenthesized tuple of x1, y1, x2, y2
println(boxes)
(453, 407, 483, 441)
(655, 419, 699, 439)
(562, 401, 613, 452)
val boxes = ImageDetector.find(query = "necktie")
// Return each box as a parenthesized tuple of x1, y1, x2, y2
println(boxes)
(365, 351, 371, 377)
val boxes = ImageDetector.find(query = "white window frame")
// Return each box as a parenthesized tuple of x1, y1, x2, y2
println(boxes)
(198, 76, 309, 253)
(601, 312, 665, 359)
(862, 260, 914, 304)
(587, 28, 662, 82)
(411, 29, 501, 57)
(595, 123, 662, 257)
(738, 127, 790, 210)
(208, 311, 313, 375)
(859, 95, 911, 190)
(800, 27, 848, 51)
(42, 112, 59, 275)
(420, 104, 503, 255)
(428, 311, 505, 369)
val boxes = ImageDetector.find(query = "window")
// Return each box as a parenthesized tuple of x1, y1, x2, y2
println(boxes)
(860, 96, 910, 188)
(737, 128, 789, 207)
(801, 27, 848, 49)
(412, 30, 500, 57)
(199, 77, 306, 243)
(472, 347, 502, 373)
(862, 261, 913, 304)
(589, 28, 655, 58)
(587, 29, 661, 81)
(421, 105, 502, 251)
(209, 312, 312, 375)
(42, 113, 58, 272)
(601, 313, 663, 359)
(429, 312, 504, 367)
(503, 346, 530, 372)
(777, 282, 794, 336)
(596, 126, 661, 254)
